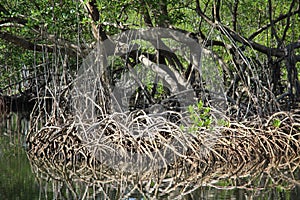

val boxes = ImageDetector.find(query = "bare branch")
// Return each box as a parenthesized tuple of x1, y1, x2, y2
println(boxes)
(213, 0, 221, 22)
(0, 31, 47, 52)
(219, 24, 286, 57)
(139, 55, 187, 93)
(195, 4, 287, 58)
(232, 0, 239, 31)
(268, 0, 281, 46)
(196, 0, 214, 25)
(0, 31, 84, 57)
(280, 0, 297, 47)
(0, 17, 27, 26)
(248, 7, 300, 40)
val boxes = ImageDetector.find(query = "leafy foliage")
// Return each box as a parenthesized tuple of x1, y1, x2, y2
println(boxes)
(0, 0, 299, 114)
(187, 100, 212, 131)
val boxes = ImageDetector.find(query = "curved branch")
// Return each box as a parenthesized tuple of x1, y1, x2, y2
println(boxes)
(0, 31, 46, 52)
(0, 31, 83, 57)
(280, 0, 297, 47)
(196, 0, 214, 25)
(0, 14, 88, 57)
(248, 7, 300, 40)
(139, 55, 187, 93)
(219, 24, 287, 57)
(195, 8, 287, 58)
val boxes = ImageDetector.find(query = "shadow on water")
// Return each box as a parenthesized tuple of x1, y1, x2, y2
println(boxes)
(1, 120, 300, 199)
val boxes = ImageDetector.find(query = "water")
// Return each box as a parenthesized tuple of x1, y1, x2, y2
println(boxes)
(0, 133, 43, 199)
(1, 125, 300, 199)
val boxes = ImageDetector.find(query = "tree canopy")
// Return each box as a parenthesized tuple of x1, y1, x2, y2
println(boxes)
(0, 0, 299, 118)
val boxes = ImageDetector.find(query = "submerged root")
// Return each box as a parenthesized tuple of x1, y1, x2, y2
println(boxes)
(26, 109, 300, 198)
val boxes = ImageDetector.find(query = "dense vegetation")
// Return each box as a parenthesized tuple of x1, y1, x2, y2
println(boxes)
(0, 0, 299, 119)
(1, 1, 300, 199)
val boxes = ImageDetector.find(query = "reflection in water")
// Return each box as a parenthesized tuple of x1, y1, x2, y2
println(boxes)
(0, 130, 43, 199)
(1, 134, 300, 199)
(26, 150, 300, 199)
(1, 121, 300, 199)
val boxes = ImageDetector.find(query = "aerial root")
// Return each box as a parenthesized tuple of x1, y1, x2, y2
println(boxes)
(27, 110, 300, 171)
(25, 109, 300, 198)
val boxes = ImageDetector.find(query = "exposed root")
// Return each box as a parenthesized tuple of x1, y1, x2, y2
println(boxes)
(26, 109, 300, 198)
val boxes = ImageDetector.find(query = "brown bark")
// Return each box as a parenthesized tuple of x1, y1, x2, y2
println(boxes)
(81, 0, 108, 41)
(0, 31, 46, 52)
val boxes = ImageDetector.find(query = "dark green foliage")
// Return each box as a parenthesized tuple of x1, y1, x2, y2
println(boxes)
(0, 0, 299, 111)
